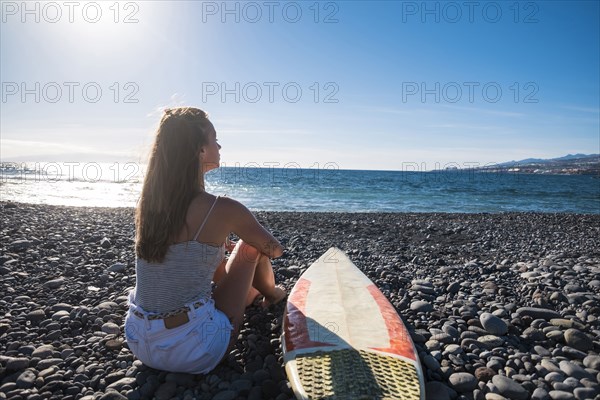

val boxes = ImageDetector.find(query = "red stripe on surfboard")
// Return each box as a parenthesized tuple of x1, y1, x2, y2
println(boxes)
(367, 284, 416, 360)
(284, 277, 333, 351)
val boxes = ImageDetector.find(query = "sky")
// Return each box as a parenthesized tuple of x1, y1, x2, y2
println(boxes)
(1, 0, 599, 171)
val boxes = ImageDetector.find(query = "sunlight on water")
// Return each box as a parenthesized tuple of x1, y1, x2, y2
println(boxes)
(1, 162, 599, 213)
(1, 162, 145, 208)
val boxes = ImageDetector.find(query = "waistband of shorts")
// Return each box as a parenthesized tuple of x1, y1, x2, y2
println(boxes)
(128, 290, 213, 321)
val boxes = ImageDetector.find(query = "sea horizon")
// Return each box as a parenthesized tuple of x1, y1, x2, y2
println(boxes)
(1, 155, 598, 174)
(1, 161, 598, 214)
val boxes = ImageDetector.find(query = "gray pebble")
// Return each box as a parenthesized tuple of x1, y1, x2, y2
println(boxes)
(442, 324, 459, 339)
(230, 379, 252, 393)
(99, 393, 127, 400)
(487, 359, 504, 371)
(412, 284, 436, 295)
(547, 333, 565, 344)
(564, 329, 593, 352)
(36, 358, 63, 370)
(154, 381, 177, 400)
(140, 381, 159, 398)
(101, 322, 120, 335)
(542, 359, 562, 373)
(96, 301, 119, 310)
(43, 277, 65, 289)
(449, 372, 477, 392)
(6, 357, 29, 371)
(447, 282, 461, 294)
(516, 307, 561, 321)
(411, 301, 433, 313)
(480, 313, 508, 336)
(559, 360, 593, 380)
(106, 377, 137, 391)
(26, 309, 46, 323)
(252, 369, 270, 383)
(531, 387, 550, 400)
(433, 333, 453, 344)
(550, 319, 585, 330)
(564, 284, 584, 293)
(425, 381, 451, 400)
(51, 310, 69, 320)
(523, 327, 545, 341)
(108, 263, 127, 273)
(425, 340, 441, 351)
(563, 377, 582, 389)
(444, 344, 463, 355)
(548, 390, 575, 400)
(584, 355, 600, 370)
(31, 345, 54, 359)
(16, 369, 36, 389)
(486, 393, 509, 400)
(491, 375, 529, 400)
(562, 346, 588, 360)
(574, 387, 598, 400)
(423, 354, 441, 371)
(212, 390, 237, 400)
(546, 371, 566, 383)
(478, 335, 505, 349)
(165, 372, 195, 387)
(10, 239, 31, 251)
(534, 345, 552, 357)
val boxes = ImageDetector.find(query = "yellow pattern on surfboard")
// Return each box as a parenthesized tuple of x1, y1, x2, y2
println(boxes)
(294, 348, 422, 400)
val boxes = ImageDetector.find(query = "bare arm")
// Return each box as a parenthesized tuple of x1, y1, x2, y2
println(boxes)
(224, 197, 284, 258)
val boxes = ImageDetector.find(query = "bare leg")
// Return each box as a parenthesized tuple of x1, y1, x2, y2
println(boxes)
(212, 259, 227, 284)
(212, 240, 284, 351)
(213, 253, 263, 307)
(213, 241, 258, 351)
(253, 254, 286, 307)
(249, 254, 276, 298)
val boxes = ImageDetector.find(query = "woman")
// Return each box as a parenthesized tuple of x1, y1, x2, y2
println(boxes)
(124, 107, 286, 374)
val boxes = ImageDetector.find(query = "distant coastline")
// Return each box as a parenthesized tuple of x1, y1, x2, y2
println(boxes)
(452, 154, 600, 176)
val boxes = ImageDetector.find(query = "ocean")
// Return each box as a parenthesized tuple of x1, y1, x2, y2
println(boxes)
(1, 162, 599, 213)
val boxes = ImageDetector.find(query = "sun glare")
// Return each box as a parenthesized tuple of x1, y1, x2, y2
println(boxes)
(9, 1, 160, 59)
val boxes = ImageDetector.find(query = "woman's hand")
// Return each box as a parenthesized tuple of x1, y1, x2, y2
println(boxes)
(225, 237, 237, 253)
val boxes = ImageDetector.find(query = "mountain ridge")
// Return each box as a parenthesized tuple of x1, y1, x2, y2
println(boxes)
(494, 153, 598, 167)
(471, 153, 599, 176)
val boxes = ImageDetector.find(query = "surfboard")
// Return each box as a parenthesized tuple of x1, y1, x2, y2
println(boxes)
(282, 247, 425, 400)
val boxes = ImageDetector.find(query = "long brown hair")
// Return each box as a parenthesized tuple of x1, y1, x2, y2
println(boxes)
(135, 107, 211, 262)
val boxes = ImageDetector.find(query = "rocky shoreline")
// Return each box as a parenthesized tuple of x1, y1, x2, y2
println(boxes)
(1, 201, 600, 400)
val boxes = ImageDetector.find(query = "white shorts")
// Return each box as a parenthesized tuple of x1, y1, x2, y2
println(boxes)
(124, 292, 233, 374)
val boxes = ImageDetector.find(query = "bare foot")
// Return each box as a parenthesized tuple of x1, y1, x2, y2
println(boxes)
(261, 285, 287, 308)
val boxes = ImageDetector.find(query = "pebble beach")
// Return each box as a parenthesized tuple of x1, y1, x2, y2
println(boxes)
(1, 201, 600, 400)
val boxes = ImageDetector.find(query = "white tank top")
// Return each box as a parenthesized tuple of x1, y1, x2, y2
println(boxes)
(132, 196, 225, 313)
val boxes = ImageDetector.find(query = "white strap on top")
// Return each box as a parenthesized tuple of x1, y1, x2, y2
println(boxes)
(192, 196, 220, 241)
